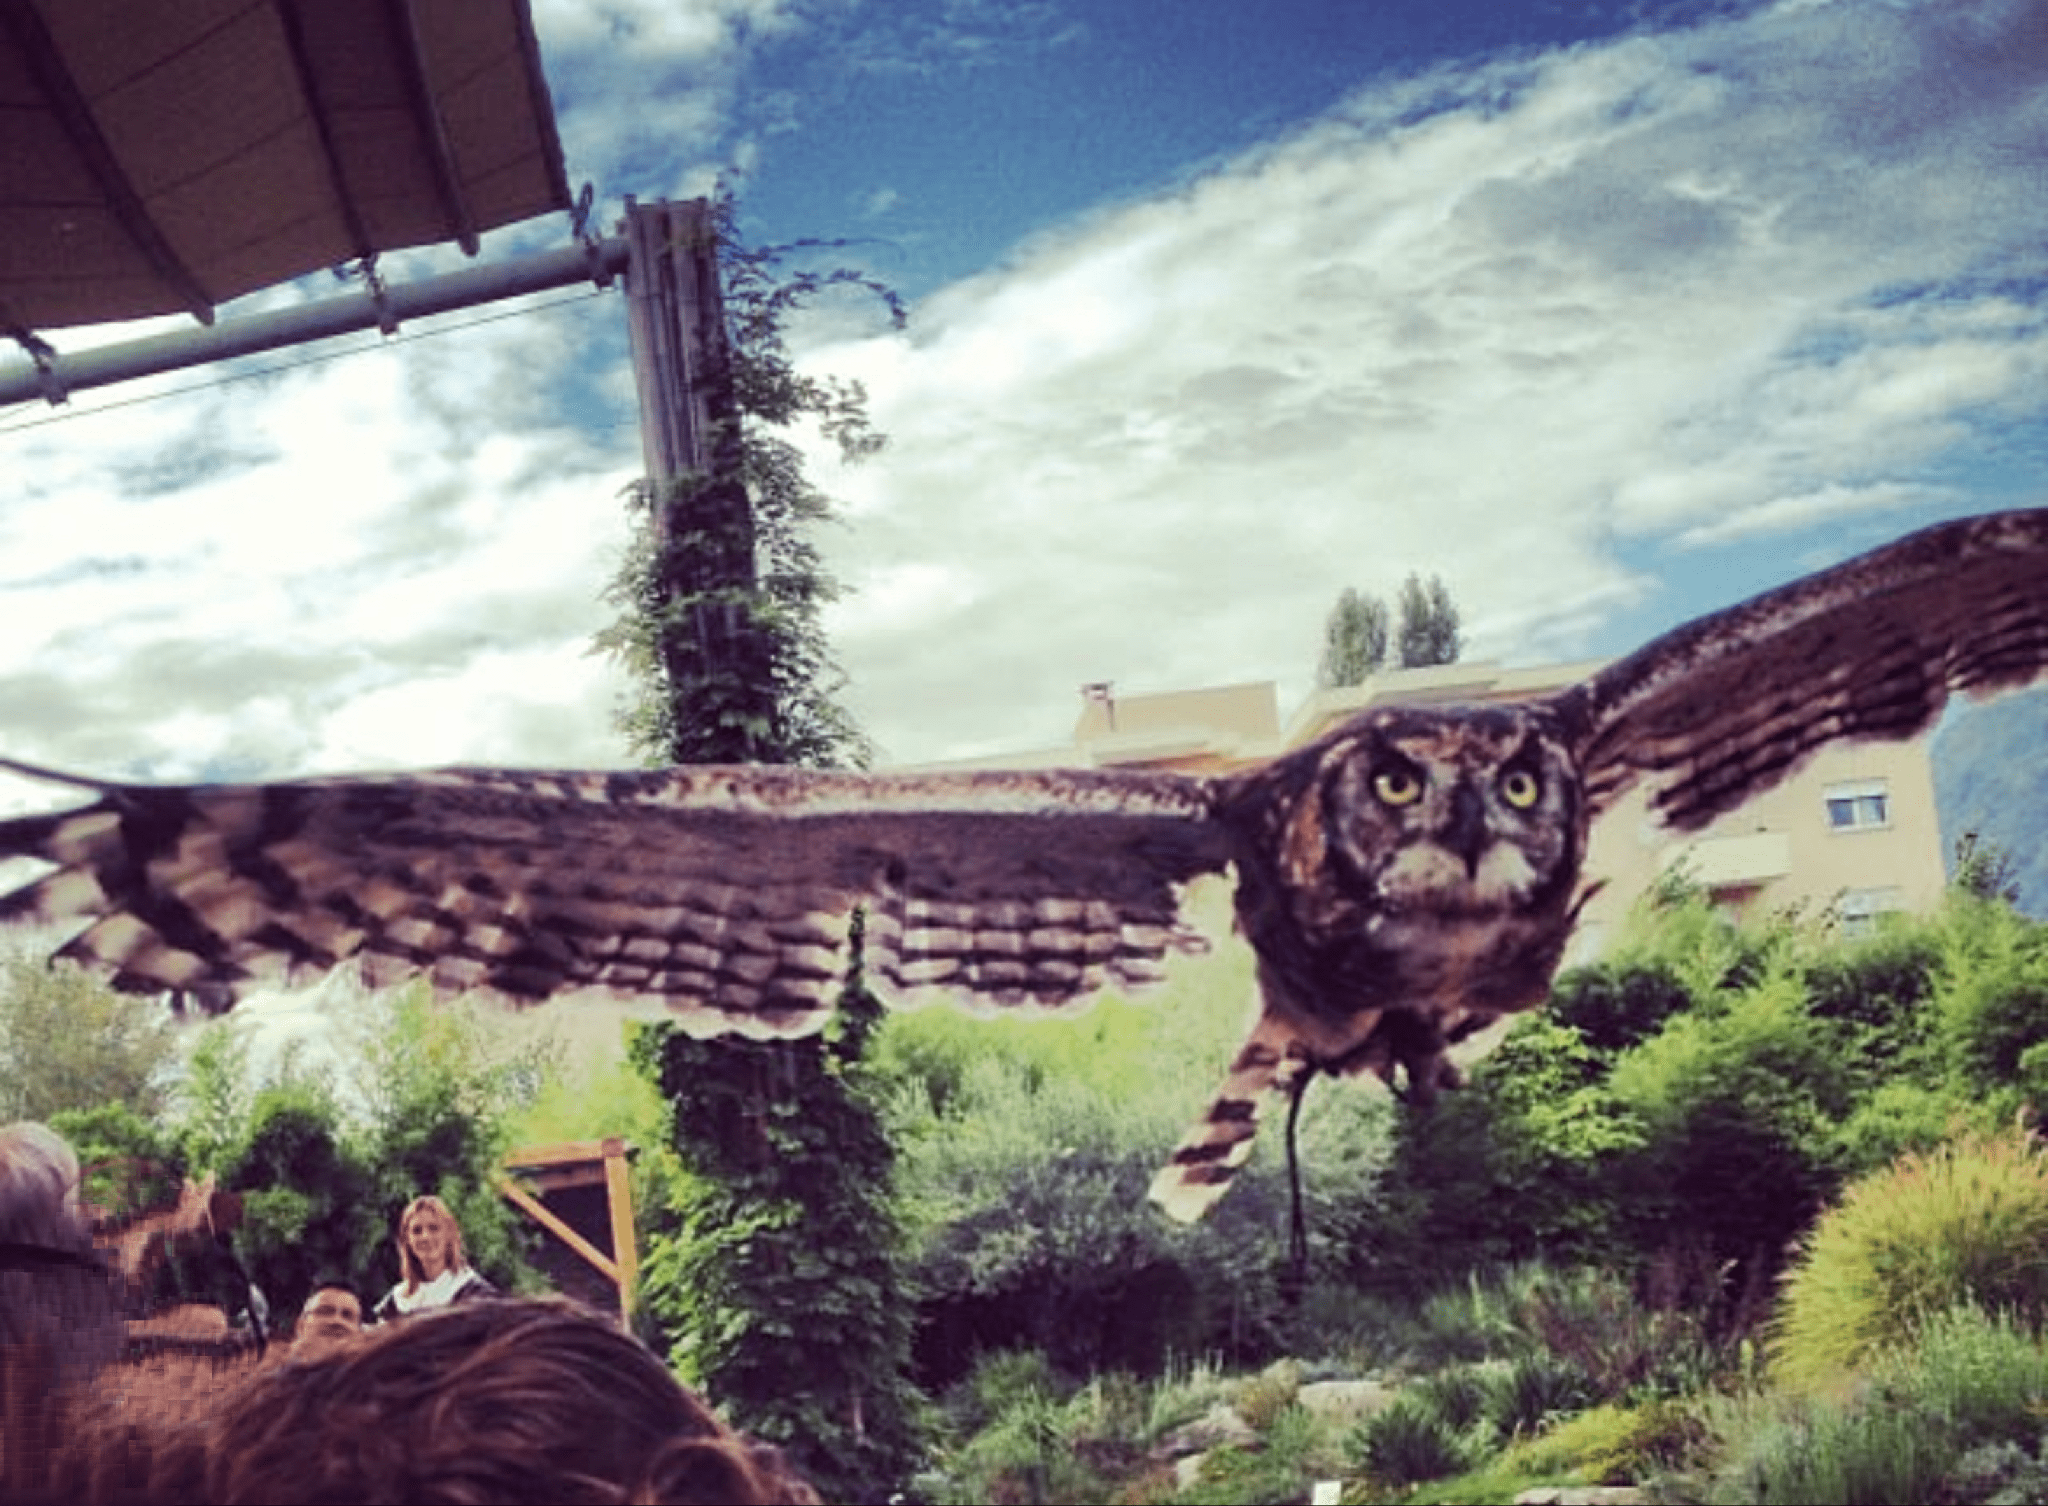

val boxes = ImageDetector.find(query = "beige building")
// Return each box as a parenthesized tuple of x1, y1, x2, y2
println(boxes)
(932, 662, 1949, 954)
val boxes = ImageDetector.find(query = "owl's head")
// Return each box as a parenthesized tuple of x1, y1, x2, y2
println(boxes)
(1319, 704, 1585, 916)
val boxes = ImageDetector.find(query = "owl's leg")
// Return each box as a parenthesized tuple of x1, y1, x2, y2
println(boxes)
(1148, 1008, 1329, 1223)
(1327, 1009, 1477, 1106)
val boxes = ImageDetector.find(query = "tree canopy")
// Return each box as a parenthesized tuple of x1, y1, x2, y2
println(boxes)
(1317, 573, 1461, 687)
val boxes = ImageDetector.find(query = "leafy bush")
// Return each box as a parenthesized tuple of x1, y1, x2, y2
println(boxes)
(1179, 1404, 1338, 1505)
(1498, 1399, 1708, 1486)
(1484, 1351, 1596, 1438)
(1548, 958, 1694, 1054)
(1503, 1261, 1717, 1401)
(1695, 1304, 2048, 1505)
(1232, 1360, 1302, 1431)
(882, 946, 1397, 1381)
(1607, 975, 1850, 1297)
(1772, 1128, 2048, 1392)
(0, 950, 180, 1122)
(1351, 1389, 1475, 1486)
(1938, 896, 2048, 1107)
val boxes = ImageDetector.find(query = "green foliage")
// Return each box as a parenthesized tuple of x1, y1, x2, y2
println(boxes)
(632, 978, 922, 1504)
(1180, 1404, 1337, 1505)
(596, 191, 890, 771)
(1608, 974, 1851, 1279)
(1547, 958, 1695, 1054)
(1937, 894, 2048, 1108)
(1955, 832, 2026, 908)
(1484, 1351, 1596, 1438)
(1693, 1304, 2048, 1505)
(219, 1081, 378, 1318)
(881, 949, 1397, 1377)
(1497, 1399, 1708, 1486)
(1370, 1013, 1644, 1282)
(1395, 571, 1462, 668)
(1318, 586, 1390, 687)
(1771, 1128, 2048, 1393)
(46, 1101, 184, 1219)
(176, 1018, 257, 1174)
(0, 949, 179, 1123)
(1351, 1388, 1476, 1486)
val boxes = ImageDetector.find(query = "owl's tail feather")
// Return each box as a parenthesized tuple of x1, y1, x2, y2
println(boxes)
(1148, 1010, 1332, 1222)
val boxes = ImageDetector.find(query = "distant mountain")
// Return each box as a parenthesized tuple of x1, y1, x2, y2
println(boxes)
(1931, 687, 2048, 919)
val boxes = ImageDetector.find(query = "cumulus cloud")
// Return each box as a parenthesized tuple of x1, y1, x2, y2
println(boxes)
(795, 0, 2048, 762)
(1, 0, 2043, 789)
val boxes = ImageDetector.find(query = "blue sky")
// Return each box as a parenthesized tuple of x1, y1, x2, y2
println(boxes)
(0, 0, 2043, 787)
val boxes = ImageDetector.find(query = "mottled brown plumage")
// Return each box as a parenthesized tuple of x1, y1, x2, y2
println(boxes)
(2, 508, 2046, 1218)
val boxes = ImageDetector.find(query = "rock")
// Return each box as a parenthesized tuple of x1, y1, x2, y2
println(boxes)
(1156, 1401, 1259, 1459)
(1513, 1488, 1647, 1505)
(1296, 1378, 1397, 1429)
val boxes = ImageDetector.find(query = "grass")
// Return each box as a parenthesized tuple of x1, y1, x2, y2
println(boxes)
(1772, 1126, 2048, 1393)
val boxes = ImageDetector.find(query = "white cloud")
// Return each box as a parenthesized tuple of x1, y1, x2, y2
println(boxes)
(2, 0, 2043, 789)
(786, 0, 2048, 762)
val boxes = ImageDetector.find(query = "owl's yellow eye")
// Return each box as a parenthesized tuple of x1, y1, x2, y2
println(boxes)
(1372, 769, 1423, 807)
(1501, 769, 1541, 809)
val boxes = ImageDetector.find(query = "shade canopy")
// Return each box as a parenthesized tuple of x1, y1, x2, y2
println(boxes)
(0, 0, 570, 334)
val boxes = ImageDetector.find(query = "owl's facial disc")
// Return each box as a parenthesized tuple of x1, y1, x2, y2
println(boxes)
(1332, 713, 1576, 915)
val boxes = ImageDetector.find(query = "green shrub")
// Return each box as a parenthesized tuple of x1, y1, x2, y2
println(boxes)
(1608, 975, 1850, 1290)
(1503, 1261, 1718, 1401)
(1939, 902, 2048, 1103)
(1180, 1405, 1339, 1506)
(1548, 959, 1695, 1054)
(1832, 1080, 1965, 1178)
(1697, 1305, 2048, 1505)
(1484, 1350, 1596, 1438)
(1500, 1399, 1707, 1485)
(1351, 1389, 1475, 1486)
(1233, 1360, 1302, 1431)
(1413, 1363, 1495, 1434)
(1772, 1128, 2048, 1392)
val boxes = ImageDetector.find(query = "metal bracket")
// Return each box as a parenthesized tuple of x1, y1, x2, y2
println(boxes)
(572, 182, 616, 290)
(334, 254, 398, 335)
(6, 325, 68, 406)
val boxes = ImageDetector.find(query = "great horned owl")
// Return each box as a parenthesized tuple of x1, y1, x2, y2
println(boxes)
(2, 508, 2044, 1218)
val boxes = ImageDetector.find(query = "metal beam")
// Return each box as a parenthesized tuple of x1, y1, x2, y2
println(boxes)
(0, 235, 629, 409)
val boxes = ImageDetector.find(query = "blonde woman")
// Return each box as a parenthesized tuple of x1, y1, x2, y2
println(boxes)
(370, 1196, 494, 1323)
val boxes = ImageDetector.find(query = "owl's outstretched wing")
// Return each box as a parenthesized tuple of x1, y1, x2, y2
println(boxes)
(1555, 507, 2048, 831)
(0, 760, 1234, 1035)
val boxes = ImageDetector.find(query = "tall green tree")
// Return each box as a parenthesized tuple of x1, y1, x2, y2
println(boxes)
(1396, 571, 1462, 668)
(1317, 586, 1391, 687)
(0, 948, 179, 1124)
(600, 195, 922, 1501)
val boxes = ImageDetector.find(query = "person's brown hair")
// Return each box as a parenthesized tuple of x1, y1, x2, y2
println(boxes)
(193, 1297, 811, 1503)
(0, 1122, 121, 1500)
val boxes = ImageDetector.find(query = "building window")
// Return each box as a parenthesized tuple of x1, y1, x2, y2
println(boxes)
(1836, 886, 1904, 939)
(1824, 779, 1890, 831)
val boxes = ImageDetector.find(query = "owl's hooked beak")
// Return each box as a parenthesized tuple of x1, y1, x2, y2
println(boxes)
(1439, 779, 1487, 877)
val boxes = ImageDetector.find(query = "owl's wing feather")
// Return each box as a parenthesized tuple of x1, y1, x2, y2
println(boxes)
(0, 760, 1233, 1032)
(1558, 507, 2048, 831)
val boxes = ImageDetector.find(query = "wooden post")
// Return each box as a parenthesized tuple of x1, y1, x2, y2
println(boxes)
(601, 1136, 638, 1322)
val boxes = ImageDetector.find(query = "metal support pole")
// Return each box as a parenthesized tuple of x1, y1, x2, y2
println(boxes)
(0, 236, 630, 409)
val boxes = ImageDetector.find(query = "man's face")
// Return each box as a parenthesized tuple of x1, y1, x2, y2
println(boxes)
(294, 1287, 363, 1357)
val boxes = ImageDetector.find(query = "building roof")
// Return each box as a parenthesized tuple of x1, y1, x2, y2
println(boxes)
(0, 0, 569, 334)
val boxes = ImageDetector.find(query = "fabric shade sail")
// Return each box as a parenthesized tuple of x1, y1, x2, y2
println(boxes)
(0, 0, 571, 333)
